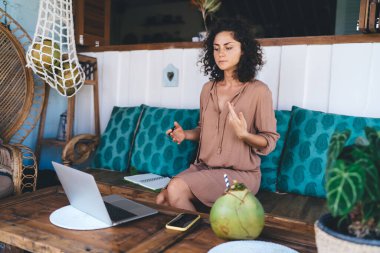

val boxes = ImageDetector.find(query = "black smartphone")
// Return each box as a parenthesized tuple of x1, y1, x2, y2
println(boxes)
(165, 213, 201, 231)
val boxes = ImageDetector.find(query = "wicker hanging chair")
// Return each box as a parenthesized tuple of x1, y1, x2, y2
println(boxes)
(0, 23, 34, 142)
(0, 8, 45, 196)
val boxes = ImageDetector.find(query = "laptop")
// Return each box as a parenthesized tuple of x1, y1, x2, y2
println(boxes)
(52, 162, 158, 226)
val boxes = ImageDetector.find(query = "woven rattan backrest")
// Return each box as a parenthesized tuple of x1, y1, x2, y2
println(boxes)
(0, 24, 34, 142)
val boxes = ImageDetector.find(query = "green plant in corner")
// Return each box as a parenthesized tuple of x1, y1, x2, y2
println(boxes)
(326, 127, 380, 239)
(190, 0, 221, 31)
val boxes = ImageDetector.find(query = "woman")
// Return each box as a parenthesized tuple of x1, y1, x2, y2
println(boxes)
(156, 19, 279, 211)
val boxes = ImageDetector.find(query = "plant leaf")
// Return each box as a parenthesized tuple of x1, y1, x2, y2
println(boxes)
(203, 0, 218, 9)
(206, 1, 221, 14)
(349, 145, 371, 162)
(361, 160, 380, 202)
(204, 0, 221, 13)
(190, 0, 203, 9)
(365, 126, 379, 159)
(355, 136, 369, 146)
(365, 127, 378, 146)
(327, 130, 351, 172)
(362, 202, 380, 221)
(373, 138, 380, 176)
(326, 160, 365, 216)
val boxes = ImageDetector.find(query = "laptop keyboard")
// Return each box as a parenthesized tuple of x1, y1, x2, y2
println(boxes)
(104, 202, 137, 222)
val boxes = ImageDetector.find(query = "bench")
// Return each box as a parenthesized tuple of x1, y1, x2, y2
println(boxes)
(62, 103, 380, 252)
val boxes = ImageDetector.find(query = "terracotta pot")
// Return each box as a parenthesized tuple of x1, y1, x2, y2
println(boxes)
(315, 213, 380, 253)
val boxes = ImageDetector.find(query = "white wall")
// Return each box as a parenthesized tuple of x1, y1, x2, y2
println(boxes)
(77, 42, 380, 135)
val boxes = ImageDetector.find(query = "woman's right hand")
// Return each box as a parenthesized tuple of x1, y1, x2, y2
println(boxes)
(166, 121, 185, 144)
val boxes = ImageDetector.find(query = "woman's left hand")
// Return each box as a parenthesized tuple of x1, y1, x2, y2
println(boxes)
(227, 102, 248, 139)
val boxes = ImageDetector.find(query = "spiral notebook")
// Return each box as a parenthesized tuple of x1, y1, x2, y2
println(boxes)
(123, 173, 170, 191)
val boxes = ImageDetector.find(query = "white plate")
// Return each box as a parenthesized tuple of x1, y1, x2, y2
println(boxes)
(208, 240, 299, 253)
(50, 205, 111, 230)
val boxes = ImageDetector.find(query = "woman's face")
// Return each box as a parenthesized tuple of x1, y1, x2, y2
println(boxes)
(213, 31, 242, 72)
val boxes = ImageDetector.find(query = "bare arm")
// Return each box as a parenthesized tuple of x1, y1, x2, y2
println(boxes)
(239, 131, 268, 149)
(184, 127, 200, 141)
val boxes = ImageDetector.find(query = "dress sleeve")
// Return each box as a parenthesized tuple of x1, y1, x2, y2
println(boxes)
(197, 90, 203, 129)
(252, 86, 279, 156)
(197, 82, 212, 129)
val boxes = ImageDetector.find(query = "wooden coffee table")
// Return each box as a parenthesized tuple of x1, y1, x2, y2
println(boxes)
(0, 172, 317, 253)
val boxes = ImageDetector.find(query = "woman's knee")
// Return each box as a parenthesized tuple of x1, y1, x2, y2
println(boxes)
(155, 189, 167, 205)
(166, 178, 192, 204)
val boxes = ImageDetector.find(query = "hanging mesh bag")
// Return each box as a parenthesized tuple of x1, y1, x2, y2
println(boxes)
(26, 0, 85, 97)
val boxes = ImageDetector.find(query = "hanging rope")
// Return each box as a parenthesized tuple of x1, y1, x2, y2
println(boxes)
(26, 0, 85, 97)
(2, 0, 10, 29)
(3, 1, 7, 20)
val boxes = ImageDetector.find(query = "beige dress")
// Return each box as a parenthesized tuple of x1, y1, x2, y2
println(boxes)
(176, 80, 279, 207)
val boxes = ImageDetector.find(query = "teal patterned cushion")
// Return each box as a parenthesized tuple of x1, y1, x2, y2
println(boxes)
(278, 106, 380, 198)
(92, 106, 142, 171)
(259, 110, 291, 192)
(131, 105, 199, 177)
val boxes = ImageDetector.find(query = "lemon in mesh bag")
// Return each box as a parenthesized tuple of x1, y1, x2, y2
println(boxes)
(30, 38, 61, 70)
(26, 0, 85, 97)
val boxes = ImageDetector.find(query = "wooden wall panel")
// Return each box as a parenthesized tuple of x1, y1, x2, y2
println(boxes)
(101, 52, 123, 129)
(257, 46, 282, 110)
(328, 43, 372, 116)
(181, 49, 208, 109)
(146, 50, 164, 107)
(363, 43, 380, 117)
(117, 52, 132, 106)
(128, 50, 150, 106)
(277, 45, 308, 110)
(78, 42, 380, 134)
(303, 45, 332, 112)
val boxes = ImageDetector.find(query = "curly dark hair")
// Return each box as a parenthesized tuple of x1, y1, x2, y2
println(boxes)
(200, 18, 263, 82)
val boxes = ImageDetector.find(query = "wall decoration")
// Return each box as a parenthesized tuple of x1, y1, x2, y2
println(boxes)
(162, 64, 179, 87)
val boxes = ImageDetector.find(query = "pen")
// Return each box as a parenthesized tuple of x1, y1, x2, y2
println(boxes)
(167, 125, 176, 136)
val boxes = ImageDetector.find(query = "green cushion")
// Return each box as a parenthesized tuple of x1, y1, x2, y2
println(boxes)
(131, 105, 199, 177)
(93, 106, 142, 171)
(259, 110, 291, 192)
(278, 106, 380, 198)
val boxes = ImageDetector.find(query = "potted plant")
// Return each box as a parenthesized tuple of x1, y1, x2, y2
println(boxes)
(315, 127, 380, 253)
(190, 0, 221, 40)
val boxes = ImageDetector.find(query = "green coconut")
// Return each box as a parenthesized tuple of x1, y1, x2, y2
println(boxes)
(209, 181, 265, 240)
